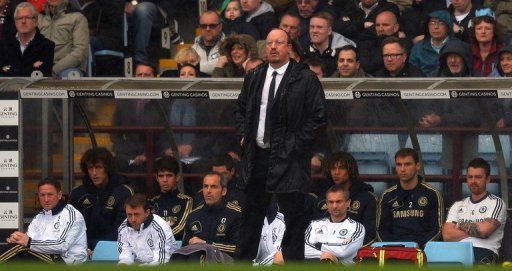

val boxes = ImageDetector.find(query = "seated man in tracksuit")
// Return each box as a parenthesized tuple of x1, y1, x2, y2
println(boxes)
(69, 147, 134, 251)
(377, 148, 444, 247)
(253, 196, 286, 266)
(305, 184, 365, 264)
(181, 172, 241, 257)
(118, 194, 177, 265)
(149, 156, 193, 240)
(0, 178, 87, 264)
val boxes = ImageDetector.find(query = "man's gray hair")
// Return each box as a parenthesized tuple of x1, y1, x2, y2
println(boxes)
(204, 171, 228, 187)
(15, 2, 39, 19)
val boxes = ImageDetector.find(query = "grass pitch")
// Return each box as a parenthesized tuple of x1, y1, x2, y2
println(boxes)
(0, 262, 508, 271)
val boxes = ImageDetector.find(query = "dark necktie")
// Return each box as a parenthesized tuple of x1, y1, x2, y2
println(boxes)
(264, 71, 278, 145)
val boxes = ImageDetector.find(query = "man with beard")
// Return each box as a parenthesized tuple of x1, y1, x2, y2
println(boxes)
(443, 158, 507, 265)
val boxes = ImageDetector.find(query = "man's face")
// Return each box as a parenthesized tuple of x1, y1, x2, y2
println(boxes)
(14, 8, 37, 35)
(126, 205, 150, 230)
(451, 0, 471, 12)
(500, 52, 512, 75)
(428, 18, 448, 40)
(265, 29, 291, 67)
(474, 21, 494, 44)
(155, 170, 178, 193)
(202, 175, 227, 206)
(38, 184, 62, 211)
(395, 155, 420, 183)
(212, 165, 235, 182)
(87, 162, 109, 188)
(382, 42, 407, 74)
(360, 0, 377, 8)
(279, 15, 301, 40)
(330, 162, 350, 185)
(375, 12, 399, 37)
(296, 0, 318, 19)
(309, 17, 331, 45)
(200, 12, 222, 44)
(466, 167, 490, 197)
(326, 191, 350, 220)
(337, 49, 360, 77)
(135, 65, 155, 77)
(240, 0, 261, 13)
(446, 53, 465, 74)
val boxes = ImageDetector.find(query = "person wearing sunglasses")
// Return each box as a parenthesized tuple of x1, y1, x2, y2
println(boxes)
(192, 10, 225, 75)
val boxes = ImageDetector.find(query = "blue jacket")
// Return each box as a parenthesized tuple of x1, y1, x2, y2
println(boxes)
(409, 10, 453, 77)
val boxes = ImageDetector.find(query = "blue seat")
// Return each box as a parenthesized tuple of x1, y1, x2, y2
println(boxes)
(91, 240, 119, 262)
(406, 134, 444, 174)
(371, 241, 418, 248)
(348, 134, 400, 174)
(175, 240, 182, 248)
(424, 241, 474, 266)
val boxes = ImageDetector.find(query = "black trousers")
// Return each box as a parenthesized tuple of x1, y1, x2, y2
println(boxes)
(0, 244, 61, 264)
(236, 147, 306, 262)
(474, 247, 498, 265)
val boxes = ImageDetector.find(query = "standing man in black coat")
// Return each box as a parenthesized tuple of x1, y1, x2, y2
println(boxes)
(0, 2, 54, 76)
(235, 28, 327, 262)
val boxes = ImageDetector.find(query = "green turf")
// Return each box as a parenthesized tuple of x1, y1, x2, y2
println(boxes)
(0, 262, 507, 271)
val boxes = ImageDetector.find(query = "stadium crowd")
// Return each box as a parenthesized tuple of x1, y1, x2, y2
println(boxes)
(1, 0, 512, 267)
(0, 0, 512, 78)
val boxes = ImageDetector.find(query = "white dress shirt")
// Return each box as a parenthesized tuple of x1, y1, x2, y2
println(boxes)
(256, 62, 289, 148)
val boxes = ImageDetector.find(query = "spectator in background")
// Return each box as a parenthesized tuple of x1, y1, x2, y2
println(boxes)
(409, 10, 454, 77)
(330, 0, 365, 41)
(331, 45, 370, 78)
(279, 11, 301, 41)
(303, 11, 356, 77)
(448, 0, 478, 42)
(437, 37, 473, 76)
(399, 0, 446, 43)
(82, 0, 124, 54)
(358, 10, 408, 75)
(375, 36, 424, 77)
(303, 56, 324, 78)
(289, 0, 335, 50)
(178, 63, 198, 78)
(124, 0, 182, 63)
(213, 34, 258, 77)
(69, 147, 134, 252)
(0, 2, 54, 77)
(192, 11, 225, 75)
(149, 156, 193, 240)
(241, 0, 277, 40)
(0, 0, 16, 43)
(38, 0, 88, 78)
(470, 9, 505, 77)
(161, 47, 209, 77)
(221, 0, 259, 40)
(490, 44, 512, 77)
(118, 194, 177, 265)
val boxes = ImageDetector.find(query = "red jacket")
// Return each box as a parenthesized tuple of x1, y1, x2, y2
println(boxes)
(471, 42, 504, 76)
